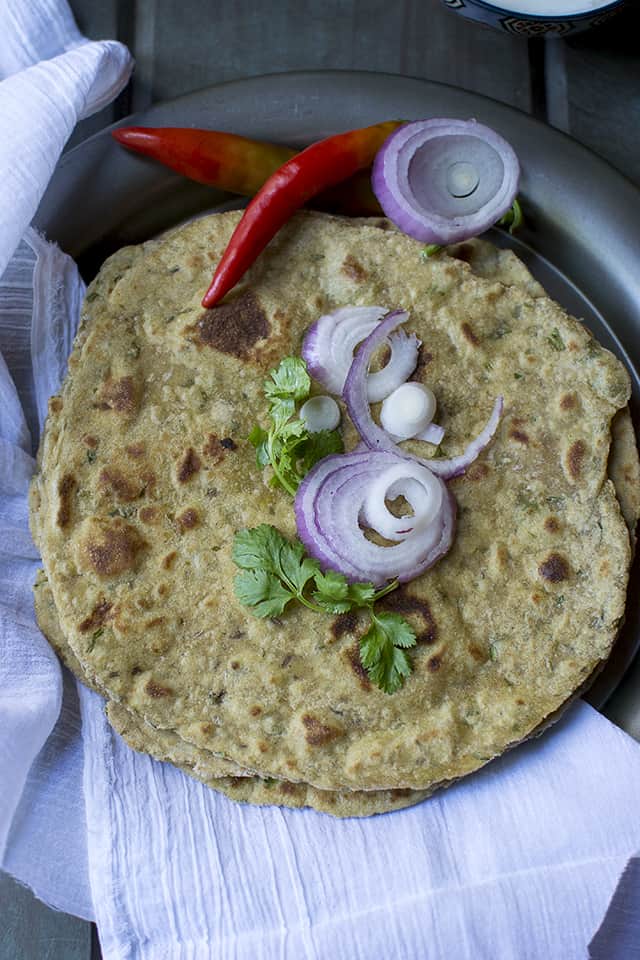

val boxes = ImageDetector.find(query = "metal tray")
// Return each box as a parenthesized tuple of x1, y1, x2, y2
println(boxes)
(33, 70, 640, 730)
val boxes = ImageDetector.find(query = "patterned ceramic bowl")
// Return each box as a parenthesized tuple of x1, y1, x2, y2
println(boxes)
(440, 0, 627, 37)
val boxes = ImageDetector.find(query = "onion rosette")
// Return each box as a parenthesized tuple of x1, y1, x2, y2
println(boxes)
(371, 118, 520, 245)
(301, 305, 420, 402)
(295, 450, 456, 586)
(343, 309, 503, 480)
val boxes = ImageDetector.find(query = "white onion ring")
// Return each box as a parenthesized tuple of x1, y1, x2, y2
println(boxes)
(372, 118, 520, 245)
(343, 310, 503, 480)
(295, 450, 455, 585)
(361, 463, 443, 541)
(301, 306, 420, 402)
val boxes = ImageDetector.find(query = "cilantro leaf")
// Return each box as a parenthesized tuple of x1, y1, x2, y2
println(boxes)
(264, 357, 310, 403)
(278, 540, 320, 593)
(247, 425, 270, 468)
(249, 358, 345, 495)
(348, 582, 376, 606)
(234, 569, 294, 618)
(269, 397, 297, 432)
(232, 526, 416, 695)
(312, 568, 352, 613)
(298, 428, 344, 473)
(232, 524, 288, 573)
(498, 197, 523, 235)
(359, 612, 416, 694)
(314, 568, 349, 601)
(373, 611, 416, 648)
(362, 643, 413, 694)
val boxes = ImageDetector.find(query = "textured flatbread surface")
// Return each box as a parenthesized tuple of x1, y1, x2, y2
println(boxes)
(34, 572, 432, 816)
(31, 211, 634, 796)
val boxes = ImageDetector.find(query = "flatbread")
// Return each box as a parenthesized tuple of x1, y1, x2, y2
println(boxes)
(34, 571, 432, 816)
(31, 211, 633, 794)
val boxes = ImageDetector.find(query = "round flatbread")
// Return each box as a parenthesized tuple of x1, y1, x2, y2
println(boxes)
(31, 211, 633, 792)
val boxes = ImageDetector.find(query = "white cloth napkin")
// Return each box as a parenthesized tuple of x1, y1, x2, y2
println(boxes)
(1, 3, 640, 958)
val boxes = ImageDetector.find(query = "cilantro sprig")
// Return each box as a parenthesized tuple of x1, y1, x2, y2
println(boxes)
(233, 524, 416, 694)
(248, 357, 343, 496)
(497, 197, 523, 235)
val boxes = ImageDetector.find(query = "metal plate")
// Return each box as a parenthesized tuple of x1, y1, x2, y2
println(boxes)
(33, 71, 640, 726)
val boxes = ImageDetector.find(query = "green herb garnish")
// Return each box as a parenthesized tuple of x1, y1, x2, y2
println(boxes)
(86, 449, 97, 463)
(233, 524, 416, 694)
(421, 244, 443, 259)
(248, 357, 343, 496)
(498, 197, 523, 234)
(547, 328, 566, 352)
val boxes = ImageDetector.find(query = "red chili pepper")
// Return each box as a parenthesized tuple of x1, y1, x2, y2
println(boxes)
(112, 127, 297, 197)
(112, 125, 398, 216)
(201, 120, 402, 309)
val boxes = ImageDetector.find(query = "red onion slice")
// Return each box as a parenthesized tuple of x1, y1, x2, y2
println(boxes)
(343, 310, 502, 479)
(372, 118, 520, 245)
(415, 422, 445, 446)
(424, 396, 503, 478)
(295, 450, 455, 585)
(361, 464, 443, 541)
(301, 306, 420, 401)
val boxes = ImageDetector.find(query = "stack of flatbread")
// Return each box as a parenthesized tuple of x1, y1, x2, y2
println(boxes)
(30, 212, 640, 816)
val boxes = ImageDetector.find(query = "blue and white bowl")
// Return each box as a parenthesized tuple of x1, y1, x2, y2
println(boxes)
(440, 0, 627, 37)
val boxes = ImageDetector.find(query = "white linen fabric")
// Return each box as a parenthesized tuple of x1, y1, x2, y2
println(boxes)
(0, 2, 640, 957)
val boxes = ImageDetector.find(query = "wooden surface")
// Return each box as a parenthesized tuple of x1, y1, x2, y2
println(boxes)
(3, 0, 639, 956)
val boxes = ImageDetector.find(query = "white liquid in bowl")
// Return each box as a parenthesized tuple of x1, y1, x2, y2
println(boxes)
(487, 0, 618, 14)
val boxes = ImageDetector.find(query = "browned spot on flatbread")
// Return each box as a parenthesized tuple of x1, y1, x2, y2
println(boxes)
(427, 655, 442, 672)
(331, 611, 358, 641)
(203, 434, 236, 462)
(192, 291, 269, 359)
(99, 467, 140, 502)
(279, 781, 301, 796)
(345, 642, 371, 690)
(49, 396, 63, 414)
(509, 429, 529, 444)
(413, 345, 433, 381)
(139, 506, 158, 524)
(466, 462, 489, 481)
(450, 243, 474, 263)
(538, 553, 569, 583)
(145, 679, 173, 698)
(544, 516, 560, 533)
(83, 519, 144, 577)
(381, 589, 437, 645)
(468, 644, 486, 663)
(83, 434, 98, 448)
(342, 254, 368, 282)
(97, 376, 138, 415)
(161, 551, 177, 570)
(176, 508, 199, 532)
(78, 599, 113, 633)
(177, 447, 201, 483)
(145, 617, 164, 628)
(461, 322, 480, 346)
(126, 443, 145, 458)
(56, 474, 76, 529)
(250, 705, 262, 716)
(567, 440, 586, 480)
(302, 715, 343, 746)
(560, 393, 577, 411)
(258, 741, 269, 754)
